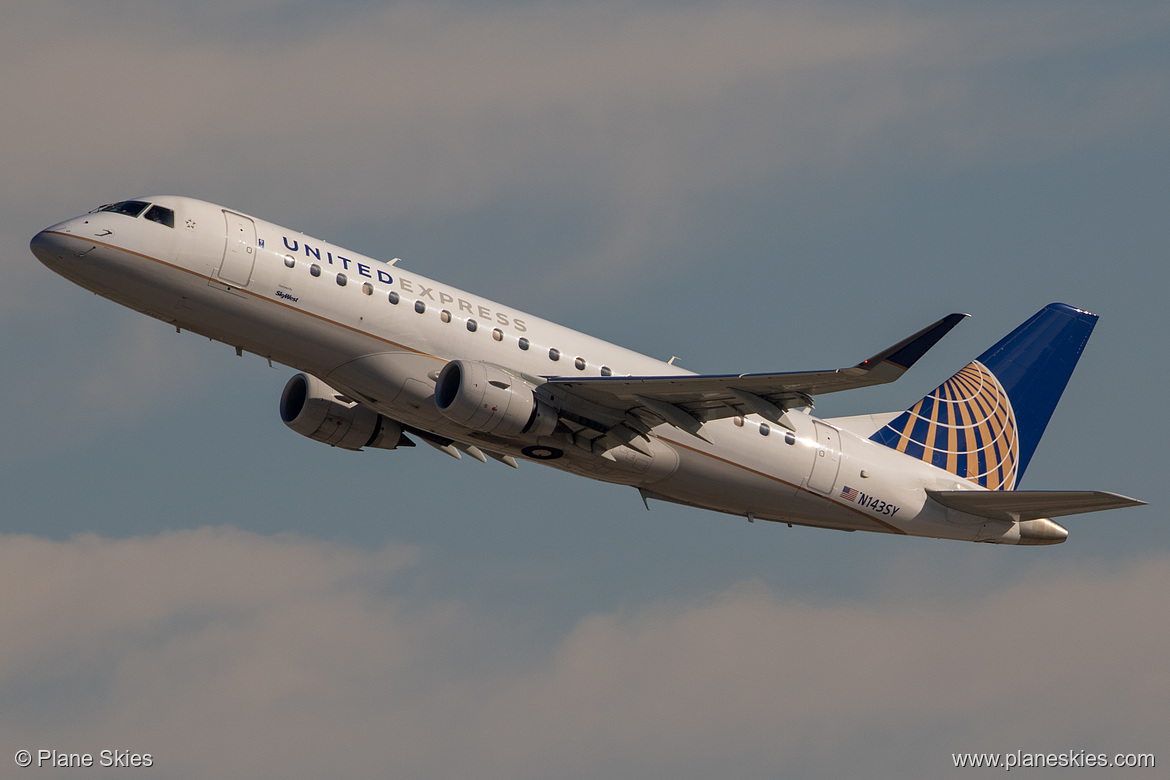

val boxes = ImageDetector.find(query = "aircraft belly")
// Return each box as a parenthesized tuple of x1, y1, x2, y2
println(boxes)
(175, 282, 375, 374)
(648, 438, 799, 519)
(550, 435, 681, 485)
(643, 433, 912, 533)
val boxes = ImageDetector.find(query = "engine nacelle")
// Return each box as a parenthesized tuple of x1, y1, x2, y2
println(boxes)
(279, 373, 404, 451)
(434, 360, 557, 438)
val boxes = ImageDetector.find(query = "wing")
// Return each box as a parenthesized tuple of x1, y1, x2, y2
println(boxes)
(927, 490, 1147, 522)
(540, 312, 967, 451)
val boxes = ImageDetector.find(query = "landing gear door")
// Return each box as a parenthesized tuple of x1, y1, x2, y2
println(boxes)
(808, 420, 842, 494)
(218, 211, 257, 287)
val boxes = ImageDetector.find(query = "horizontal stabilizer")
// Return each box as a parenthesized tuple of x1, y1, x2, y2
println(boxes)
(927, 489, 1146, 522)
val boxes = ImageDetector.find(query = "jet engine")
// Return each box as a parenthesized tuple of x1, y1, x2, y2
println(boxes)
(279, 373, 405, 450)
(434, 360, 557, 438)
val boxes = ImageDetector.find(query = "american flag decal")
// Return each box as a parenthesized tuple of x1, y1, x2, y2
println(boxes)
(840, 486, 859, 502)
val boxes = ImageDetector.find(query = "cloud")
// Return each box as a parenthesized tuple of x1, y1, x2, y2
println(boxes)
(1, 529, 1165, 779)
(7, 2, 1165, 233)
(2, 3, 918, 204)
(4, 0, 1167, 336)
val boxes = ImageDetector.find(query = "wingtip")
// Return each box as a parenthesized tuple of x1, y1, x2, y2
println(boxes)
(1101, 491, 1147, 509)
(865, 311, 968, 372)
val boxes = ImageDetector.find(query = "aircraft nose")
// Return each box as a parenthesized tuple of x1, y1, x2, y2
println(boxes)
(30, 221, 88, 268)
(30, 228, 64, 265)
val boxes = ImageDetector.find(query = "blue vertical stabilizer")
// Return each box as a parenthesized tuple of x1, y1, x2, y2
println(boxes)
(870, 304, 1097, 489)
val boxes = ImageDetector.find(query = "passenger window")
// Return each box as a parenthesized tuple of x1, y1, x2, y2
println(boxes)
(759, 422, 770, 436)
(336, 273, 347, 286)
(733, 416, 744, 427)
(310, 264, 321, 277)
(600, 366, 612, 377)
(388, 291, 400, 304)
(467, 319, 478, 332)
(574, 357, 586, 370)
(143, 205, 175, 227)
(549, 348, 560, 361)
(362, 282, 373, 296)
(518, 337, 529, 351)
(492, 328, 503, 341)
(441, 310, 452, 323)
(284, 255, 296, 268)
(784, 431, 796, 445)
(414, 300, 426, 314)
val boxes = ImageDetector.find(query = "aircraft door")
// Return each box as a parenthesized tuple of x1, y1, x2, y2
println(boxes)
(219, 211, 257, 286)
(807, 420, 842, 494)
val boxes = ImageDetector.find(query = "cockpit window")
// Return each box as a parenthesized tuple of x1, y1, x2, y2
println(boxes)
(144, 205, 175, 228)
(100, 201, 150, 218)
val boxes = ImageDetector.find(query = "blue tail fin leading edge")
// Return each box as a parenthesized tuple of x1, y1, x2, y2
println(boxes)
(869, 303, 1097, 490)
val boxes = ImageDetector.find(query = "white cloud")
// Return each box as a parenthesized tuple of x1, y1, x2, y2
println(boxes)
(1, 529, 1165, 779)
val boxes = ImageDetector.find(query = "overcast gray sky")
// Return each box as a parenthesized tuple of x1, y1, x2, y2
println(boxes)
(2, 1, 1167, 777)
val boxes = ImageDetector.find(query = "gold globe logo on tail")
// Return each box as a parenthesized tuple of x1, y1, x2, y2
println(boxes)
(879, 361, 1019, 490)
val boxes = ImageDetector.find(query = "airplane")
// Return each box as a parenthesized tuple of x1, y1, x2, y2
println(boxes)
(30, 196, 1144, 545)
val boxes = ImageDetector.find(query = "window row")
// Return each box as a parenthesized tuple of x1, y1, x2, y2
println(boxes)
(733, 416, 797, 444)
(295, 258, 612, 375)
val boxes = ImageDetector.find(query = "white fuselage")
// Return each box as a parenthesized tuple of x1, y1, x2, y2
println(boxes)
(32, 196, 1022, 544)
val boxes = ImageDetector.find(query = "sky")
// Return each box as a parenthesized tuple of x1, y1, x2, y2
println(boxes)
(1, 1, 1168, 777)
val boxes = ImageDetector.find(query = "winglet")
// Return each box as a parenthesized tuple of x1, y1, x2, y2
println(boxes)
(847, 313, 968, 383)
